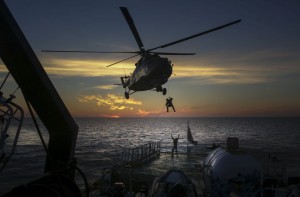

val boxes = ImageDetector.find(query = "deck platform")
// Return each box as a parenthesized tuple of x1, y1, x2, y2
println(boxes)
(104, 144, 211, 196)
(113, 141, 161, 167)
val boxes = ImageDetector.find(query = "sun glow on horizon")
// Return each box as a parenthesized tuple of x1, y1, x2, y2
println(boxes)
(101, 114, 120, 118)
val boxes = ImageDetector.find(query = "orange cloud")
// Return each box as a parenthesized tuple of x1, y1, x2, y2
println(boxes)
(77, 93, 142, 111)
(136, 109, 151, 117)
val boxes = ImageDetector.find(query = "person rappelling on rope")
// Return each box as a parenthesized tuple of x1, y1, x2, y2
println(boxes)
(166, 97, 176, 112)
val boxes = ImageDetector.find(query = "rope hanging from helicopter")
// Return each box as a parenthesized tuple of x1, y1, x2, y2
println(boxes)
(147, 88, 177, 151)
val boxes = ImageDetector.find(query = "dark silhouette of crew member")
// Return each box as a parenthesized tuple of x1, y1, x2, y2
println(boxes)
(166, 97, 176, 112)
(171, 134, 180, 156)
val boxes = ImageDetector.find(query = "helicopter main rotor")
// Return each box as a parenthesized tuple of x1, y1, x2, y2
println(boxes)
(120, 7, 145, 53)
(42, 7, 241, 67)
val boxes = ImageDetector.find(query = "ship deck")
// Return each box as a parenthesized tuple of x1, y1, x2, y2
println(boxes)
(89, 145, 211, 196)
(89, 143, 300, 196)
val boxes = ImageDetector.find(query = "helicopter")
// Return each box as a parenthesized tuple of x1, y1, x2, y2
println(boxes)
(43, 7, 241, 99)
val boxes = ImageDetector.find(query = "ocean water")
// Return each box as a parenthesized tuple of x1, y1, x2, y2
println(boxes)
(0, 117, 300, 194)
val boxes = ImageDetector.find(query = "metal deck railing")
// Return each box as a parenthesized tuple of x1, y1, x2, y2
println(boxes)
(113, 141, 161, 167)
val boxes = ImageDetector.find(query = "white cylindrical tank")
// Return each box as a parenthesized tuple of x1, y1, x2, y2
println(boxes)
(203, 147, 261, 196)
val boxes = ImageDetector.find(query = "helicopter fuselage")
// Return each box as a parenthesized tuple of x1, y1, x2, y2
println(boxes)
(124, 54, 172, 92)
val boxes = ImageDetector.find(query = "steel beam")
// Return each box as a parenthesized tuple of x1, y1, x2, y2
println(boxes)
(0, 1, 78, 175)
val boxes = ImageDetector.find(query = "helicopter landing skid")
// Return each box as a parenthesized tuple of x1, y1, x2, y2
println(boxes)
(162, 88, 167, 95)
(124, 90, 136, 99)
(155, 86, 167, 96)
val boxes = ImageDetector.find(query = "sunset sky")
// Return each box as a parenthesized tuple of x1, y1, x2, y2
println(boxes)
(1, 0, 300, 118)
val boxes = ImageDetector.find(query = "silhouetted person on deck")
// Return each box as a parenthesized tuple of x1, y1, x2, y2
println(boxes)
(171, 134, 180, 156)
(166, 97, 176, 112)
